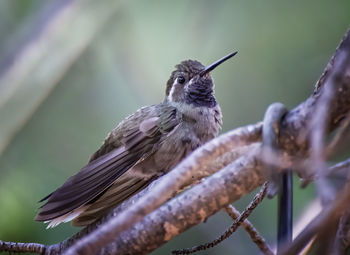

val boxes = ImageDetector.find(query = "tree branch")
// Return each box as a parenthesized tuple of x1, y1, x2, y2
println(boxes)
(0, 240, 46, 254)
(224, 204, 274, 255)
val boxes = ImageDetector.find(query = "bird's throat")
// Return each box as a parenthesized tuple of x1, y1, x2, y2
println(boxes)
(185, 87, 217, 107)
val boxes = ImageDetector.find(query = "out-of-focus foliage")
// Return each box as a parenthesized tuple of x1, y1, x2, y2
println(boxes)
(0, 1, 349, 254)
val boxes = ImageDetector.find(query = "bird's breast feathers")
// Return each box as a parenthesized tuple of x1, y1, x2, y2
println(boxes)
(169, 101, 222, 142)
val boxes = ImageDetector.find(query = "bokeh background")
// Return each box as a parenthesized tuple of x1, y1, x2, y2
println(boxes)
(0, 0, 349, 254)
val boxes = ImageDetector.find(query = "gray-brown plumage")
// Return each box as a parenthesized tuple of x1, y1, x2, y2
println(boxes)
(35, 52, 237, 227)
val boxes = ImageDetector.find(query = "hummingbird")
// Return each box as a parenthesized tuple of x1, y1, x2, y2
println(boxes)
(35, 51, 237, 228)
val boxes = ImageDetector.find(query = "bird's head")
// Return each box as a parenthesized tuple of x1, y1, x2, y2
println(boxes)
(165, 51, 237, 108)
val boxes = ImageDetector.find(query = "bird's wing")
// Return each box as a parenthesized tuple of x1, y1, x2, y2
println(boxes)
(72, 173, 154, 226)
(35, 105, 180, 221)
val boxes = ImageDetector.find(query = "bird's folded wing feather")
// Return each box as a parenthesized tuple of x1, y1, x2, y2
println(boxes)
(35, 105, 180, 221)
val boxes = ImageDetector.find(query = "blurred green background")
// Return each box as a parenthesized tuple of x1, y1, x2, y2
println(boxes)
(0, 0, 349, 254)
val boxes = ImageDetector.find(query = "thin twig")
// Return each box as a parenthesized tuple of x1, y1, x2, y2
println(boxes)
(172, 182, 268, 254)
(329, 158, 350, 176)
(0, 240, 46, 254)
(224, 204, 274, 255)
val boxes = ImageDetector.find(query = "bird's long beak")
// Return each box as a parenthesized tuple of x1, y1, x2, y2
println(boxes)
(200, 51, 238, 76)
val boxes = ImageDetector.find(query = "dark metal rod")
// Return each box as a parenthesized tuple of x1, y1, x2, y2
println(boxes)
(277, 170, 293, 254)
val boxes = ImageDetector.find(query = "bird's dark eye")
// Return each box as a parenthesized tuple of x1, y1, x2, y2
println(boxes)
(177, 76, 185, 84)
